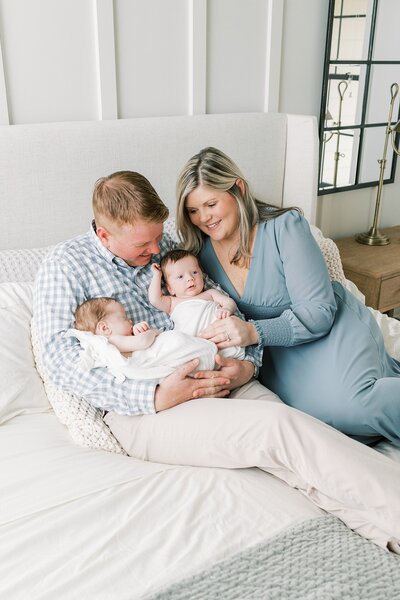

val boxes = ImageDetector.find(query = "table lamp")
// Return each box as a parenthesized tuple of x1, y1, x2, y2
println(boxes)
(356, 83, 400, 245)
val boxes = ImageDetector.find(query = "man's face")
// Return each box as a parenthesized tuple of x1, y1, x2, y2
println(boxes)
(98, 220, 164, 267)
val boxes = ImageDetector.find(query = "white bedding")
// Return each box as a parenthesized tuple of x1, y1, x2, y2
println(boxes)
(0, 413, 323, 600)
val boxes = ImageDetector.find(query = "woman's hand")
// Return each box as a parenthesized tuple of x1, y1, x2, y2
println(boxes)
(199, 315, 259, 348)
(194, 355, 255, 390)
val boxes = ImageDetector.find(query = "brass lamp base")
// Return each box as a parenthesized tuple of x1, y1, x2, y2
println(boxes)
(355, 228, 390, 246)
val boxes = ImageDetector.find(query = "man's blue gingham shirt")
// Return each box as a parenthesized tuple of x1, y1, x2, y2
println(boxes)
(33, 224, 262, 416)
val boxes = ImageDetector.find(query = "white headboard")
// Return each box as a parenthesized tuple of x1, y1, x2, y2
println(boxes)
(0, 112, 318, 250)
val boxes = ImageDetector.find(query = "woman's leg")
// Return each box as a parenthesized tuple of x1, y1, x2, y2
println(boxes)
(105, 380, 400, 550)
(261, 285, 400, 445)
(360, 377, 400, 446)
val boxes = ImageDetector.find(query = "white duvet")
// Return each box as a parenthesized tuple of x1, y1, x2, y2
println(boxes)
(0, 413, 324, 600)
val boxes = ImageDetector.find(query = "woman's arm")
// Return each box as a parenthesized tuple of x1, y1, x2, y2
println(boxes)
(253, 211, 336, 347)
(200, 212, 336, 349)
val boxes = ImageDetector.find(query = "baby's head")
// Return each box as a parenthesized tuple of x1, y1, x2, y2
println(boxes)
(74, 297, 132, 337)
(160, 249, 204, 298)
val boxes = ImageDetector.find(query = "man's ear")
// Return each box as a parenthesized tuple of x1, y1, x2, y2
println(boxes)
(96, 320, 112, 335)
(96, 226, 110, 248)
(235, 178, 245, 196)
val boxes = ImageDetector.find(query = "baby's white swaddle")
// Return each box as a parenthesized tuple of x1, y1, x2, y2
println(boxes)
(66, 329, 217, 383)
(170, 299, 245, 360)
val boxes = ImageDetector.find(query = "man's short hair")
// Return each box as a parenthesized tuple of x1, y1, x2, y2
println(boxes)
(75, 297, 117, 333)
(93, 171, 169, 226)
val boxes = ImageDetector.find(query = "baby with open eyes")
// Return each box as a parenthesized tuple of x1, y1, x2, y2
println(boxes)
(149, 249, 245, 359)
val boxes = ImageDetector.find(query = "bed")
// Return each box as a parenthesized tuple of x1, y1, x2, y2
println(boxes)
(1, 113, 400, 599)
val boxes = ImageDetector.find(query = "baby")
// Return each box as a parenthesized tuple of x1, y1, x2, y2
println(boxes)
(74, 297, 158, 356)
(149, 249, 237, 316)
(149, 249, 245, 360)
(71, 295, 217, 381)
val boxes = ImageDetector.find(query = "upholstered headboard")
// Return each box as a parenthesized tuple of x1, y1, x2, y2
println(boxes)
(0, 113, 318, 250)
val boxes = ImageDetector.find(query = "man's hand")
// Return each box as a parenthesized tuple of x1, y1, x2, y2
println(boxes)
(154, 358, 231, 412)
(193, 356, 255, 391)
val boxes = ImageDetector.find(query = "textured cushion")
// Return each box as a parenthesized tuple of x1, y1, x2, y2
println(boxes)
(0, 283, 51, 424)
(310, 225, 346, 285)
(0, 246, 53, 283)
(30, 319, 126, 454)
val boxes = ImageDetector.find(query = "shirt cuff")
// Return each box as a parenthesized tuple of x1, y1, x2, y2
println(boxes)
(250, 315, 294, 347)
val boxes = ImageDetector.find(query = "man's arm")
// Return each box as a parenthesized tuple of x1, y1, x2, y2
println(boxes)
(34, 257, 158, 415)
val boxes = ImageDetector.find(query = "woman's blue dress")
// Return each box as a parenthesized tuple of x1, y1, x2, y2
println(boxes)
(199, 210, 400, 446)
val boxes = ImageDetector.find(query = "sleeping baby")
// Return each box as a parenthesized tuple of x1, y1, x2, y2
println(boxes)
(67, 297, 217, 383)
(74, 297, 159, 356)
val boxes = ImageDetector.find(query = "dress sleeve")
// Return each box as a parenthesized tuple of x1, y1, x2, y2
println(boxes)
(252, 211, 337, 347)
(33, 257, 157, 415)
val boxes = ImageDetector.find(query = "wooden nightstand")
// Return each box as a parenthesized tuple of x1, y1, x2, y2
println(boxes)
(335, 225, 400, 314)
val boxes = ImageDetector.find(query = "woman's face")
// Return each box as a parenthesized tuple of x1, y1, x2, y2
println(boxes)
(185, 184, 240, 243)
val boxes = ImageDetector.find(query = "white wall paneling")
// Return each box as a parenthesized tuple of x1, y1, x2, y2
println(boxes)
(0, 29, 9, 125)
(264, 0, 283, 112)
(0, 0, 98, 124)
(114, 0, 190, 118)
(188, 0, 207, 115)
(0, 0, 282, 124)
(206, 0, 269, 114)
(94, 0, 118, 120)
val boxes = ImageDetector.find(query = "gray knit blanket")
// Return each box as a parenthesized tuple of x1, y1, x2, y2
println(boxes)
(147, 516, 400, 600)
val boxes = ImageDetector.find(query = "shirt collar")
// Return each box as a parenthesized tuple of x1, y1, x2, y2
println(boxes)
(90, 220, 116, 264)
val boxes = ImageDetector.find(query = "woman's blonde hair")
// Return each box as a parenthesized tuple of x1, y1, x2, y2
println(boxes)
(176, 147, 300, 266)
(93, 171, 169, 227)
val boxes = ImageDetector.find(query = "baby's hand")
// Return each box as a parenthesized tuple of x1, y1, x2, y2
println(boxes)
(216, 308, 233, 319)
(136, 329, 159, 350)
(133, 321, 150, 335)
(151, 263, 162, 276)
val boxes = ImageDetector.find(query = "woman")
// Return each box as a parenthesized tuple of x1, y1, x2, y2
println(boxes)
(176, 146, 400, 447)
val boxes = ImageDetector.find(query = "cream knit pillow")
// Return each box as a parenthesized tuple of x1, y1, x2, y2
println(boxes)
(30, 318, 126, 454)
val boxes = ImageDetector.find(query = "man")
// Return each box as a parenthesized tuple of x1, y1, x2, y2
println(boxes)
(34, 170, 260, 415)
